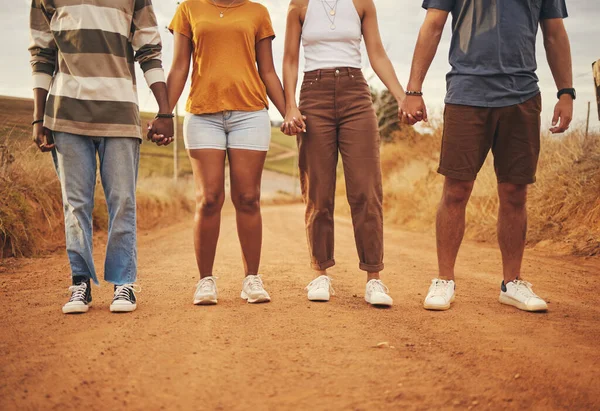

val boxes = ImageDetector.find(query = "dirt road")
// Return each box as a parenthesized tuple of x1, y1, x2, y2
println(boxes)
(1, 204, 599, 410)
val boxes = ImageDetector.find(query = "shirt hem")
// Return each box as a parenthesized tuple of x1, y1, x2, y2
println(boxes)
(46, 122, 142, 140)
(185, 104, 269, 115)
(444, 91, 541, 108)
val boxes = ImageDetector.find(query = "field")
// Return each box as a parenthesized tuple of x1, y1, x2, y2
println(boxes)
(338, 122, 600, 257)
(139, 111, 298, 178)
(1, 97, 600, 410)
(0, 96, 298, 258)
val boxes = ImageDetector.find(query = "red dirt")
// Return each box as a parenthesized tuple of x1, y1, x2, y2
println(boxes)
(1, 204, 599, 410)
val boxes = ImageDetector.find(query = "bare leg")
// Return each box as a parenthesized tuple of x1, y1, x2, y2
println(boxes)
(228, 148, 267, 276)
(188, 149, 226, 278)
(436, 177, 475, 280)
(497, 183, 528, 283)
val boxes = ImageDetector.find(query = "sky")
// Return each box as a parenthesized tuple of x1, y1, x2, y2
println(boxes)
(3, 0, 599, 131)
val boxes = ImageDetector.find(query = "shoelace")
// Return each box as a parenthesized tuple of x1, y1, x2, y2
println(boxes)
(114, 284, 141, 300)
(511, 279, 537, 298)
(305, 276, 336, 295)
(246, 275, 265, 291)
(367, 279, 389, 294)
(68, 283, 87, 302)
(196, 277, 217, 292)
(430, 279, 450, 297)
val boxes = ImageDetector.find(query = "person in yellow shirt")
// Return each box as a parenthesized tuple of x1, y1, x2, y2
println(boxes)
(162, 0, 287, 305)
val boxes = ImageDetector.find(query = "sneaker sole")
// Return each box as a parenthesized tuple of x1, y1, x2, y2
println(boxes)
(194, 298, 218, 305)
(308, 296, 330, 302)
(423, 295, 455, 311)
(367, 299, 393, 307)
(110, 304, 137, 313)
(308, 291, 330, 302)
(62, 303, 91, 314)
(499, 294, 548, 312)
(240, 291, 271, 304)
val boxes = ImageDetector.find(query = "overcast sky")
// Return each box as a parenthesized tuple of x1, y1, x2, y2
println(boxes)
(3, 0, 599, 131)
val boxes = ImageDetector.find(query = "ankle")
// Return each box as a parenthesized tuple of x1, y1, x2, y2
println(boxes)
(367, 272, 380, 282)
(438, 274, 455, 281)
(314, 270, 327, 278)
(503, 275, 520, 284)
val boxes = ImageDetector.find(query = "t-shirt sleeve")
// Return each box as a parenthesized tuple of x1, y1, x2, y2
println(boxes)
(169, 3, 193, 39)
(540, 0, 568, 19)
(256, 6, 275, 42)
(422, 0, 455, 11)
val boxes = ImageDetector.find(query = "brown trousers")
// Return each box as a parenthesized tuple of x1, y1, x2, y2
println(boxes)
(298, 67, 384, 272)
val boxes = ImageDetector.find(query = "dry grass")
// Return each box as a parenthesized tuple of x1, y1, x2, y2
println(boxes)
(346, 123, 600, 256)
(0, 136, 194, 259)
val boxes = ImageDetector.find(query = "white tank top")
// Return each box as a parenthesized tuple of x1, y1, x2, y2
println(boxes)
(302, 0, 363, 72)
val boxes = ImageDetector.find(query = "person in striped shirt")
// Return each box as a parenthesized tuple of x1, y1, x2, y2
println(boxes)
(29, 0, 174, 314)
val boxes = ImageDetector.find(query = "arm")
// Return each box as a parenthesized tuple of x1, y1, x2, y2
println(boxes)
(361, 0, 406, 105)
(256, 38, 286, 118)
(132, 0, 173, 144)
(541, 18, 573, 134)
(29, 0, 57, 152)
(281, 0, 307, 136)
(166, 33, 193, 114)
(401, 8, 449, 124)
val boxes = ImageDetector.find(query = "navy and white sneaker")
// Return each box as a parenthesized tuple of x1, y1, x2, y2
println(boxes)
(110, 284, 140, 313)
(62, 278, 92, 314)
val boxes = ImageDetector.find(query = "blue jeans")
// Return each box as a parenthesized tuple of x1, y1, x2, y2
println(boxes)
(51, 132, 140, 285)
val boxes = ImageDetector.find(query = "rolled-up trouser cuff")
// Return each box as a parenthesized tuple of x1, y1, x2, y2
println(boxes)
(359, 262, 384, 272)
(311, 259, 335, 271)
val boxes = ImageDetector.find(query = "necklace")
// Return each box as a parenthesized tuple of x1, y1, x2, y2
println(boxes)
(320, 0, 339, 30)
(211, 0, 239, 18)
(322, 0, 337, 16)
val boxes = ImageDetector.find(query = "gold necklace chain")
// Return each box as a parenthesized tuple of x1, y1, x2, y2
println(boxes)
(320, 0, 340, 30)
(210, 0, 239, 18)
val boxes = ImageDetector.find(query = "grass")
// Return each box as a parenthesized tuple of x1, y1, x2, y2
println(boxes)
(337, 123, 600, 257)
(138, 112, 298, 178)
(0, 97, 194, 258)
(0, 96, 298, 257)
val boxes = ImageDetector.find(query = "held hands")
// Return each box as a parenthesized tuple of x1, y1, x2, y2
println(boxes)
(147, 116, 175, 146)
(32, 122, 55, 152)
(281, 107, 307, 136)
(550, 96, 573, 134)
(399, 95, 428, 125)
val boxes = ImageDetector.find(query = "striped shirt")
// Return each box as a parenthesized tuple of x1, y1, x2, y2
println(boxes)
(29, 0, 166, 139)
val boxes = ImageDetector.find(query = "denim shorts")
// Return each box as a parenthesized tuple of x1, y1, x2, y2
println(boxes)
(183, 108, 271, 151)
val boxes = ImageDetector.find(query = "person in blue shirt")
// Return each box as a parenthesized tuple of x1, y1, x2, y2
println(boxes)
(401, 0, 574, 312)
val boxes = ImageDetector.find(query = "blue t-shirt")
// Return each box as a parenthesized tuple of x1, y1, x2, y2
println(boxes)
(422, 0, 568, 107)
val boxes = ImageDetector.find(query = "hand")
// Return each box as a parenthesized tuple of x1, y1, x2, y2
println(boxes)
(147, 117, 174, 146)
(400, 95, 428, 125)
(32, 122, 54, 152)
(549, 96, 573, 134)
(281, 107, 307, 136)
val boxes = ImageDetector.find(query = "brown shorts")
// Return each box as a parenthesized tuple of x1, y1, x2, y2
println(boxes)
(438, 93, 542, 184)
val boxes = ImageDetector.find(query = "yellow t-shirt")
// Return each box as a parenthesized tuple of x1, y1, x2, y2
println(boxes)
(169, 0, 275, 114)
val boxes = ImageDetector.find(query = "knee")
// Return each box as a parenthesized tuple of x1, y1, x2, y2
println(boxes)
(498, 184, 527, 209)
(233, 192, 260, 214)
(442, 179, 474, 208)
(196, 192, 224, 216)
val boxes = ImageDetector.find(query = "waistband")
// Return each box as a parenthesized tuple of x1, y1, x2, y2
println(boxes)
(303, 67, 363, 79)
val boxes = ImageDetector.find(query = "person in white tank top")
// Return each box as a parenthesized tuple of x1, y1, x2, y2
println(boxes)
(281, 0, 407, 307)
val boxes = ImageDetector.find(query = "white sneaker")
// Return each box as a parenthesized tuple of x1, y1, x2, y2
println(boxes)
(305, 275, 335, 301)
(499, 279, 548, 312)
(365, 279, 393, 307)
(62, 281, 92, 314)
(110, 284, 140, 313)
(241, 275, 271, 304)
(193, 276, 218, 305)
(423, 279, 455, 311)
